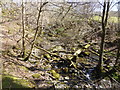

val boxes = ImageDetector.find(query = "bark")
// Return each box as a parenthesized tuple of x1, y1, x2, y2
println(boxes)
(21, 0, 25, 58)
(97, 0, 110, 76)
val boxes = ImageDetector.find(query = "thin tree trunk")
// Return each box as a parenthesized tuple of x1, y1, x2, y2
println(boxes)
(97, 0, 110, 76)
(22, 0, 25, 58)
(24, 2, 48, 61)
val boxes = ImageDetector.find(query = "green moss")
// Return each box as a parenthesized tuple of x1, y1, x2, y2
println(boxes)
(44, 54, 51, 59)
(56, 27, 64, 33)
(3, 75, 34, 88)
(44, 65, 51, 70)
(52, 46, 64, 52)
(18, 66, 29, 72)
(32, 73, 41, 78)
(49, 70, 60, 79)
(52, 57, 60, 61)
(84, 52, 90, 56)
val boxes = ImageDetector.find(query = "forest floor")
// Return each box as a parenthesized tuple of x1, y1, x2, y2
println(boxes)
(0, 22, 64, 88)
(1, 19, 120, 89)
(0, 24, 35, 88)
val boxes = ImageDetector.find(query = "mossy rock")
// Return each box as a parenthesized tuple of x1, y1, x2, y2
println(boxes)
(18, 66, 29, 72)
(84, 44, 90, 49)
(66, 54, 73, 60)
(2, 75, 34, 88)
(84, 51, 90, 56)
(52, 57, 60, 61)
(52, 46, 64, 52)
(44, 65, 51, 70)
(74, 49, 82, 56)
(49, 70, 60, 79)
(32, 73, 41, 79)
(44, 54, 51, 59)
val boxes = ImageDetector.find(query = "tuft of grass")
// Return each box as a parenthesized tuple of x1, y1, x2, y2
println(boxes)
(108, 17, 118, 23)
(92, 16, 118, 23)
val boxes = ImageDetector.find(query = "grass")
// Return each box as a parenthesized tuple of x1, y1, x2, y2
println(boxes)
(92, 16, 102, 21)
(92, 16, 118, 23)
(108, 17, 118, 23)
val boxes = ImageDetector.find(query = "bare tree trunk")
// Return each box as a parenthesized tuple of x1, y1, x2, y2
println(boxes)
(97, 0, 110, 76)
(24, 2, 48, 61)
(21, 0, 25, 58)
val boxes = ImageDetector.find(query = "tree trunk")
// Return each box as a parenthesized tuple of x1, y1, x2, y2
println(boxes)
(22, 0, 25, 58)
(97, 0, 110, 77)
(24, 2, 48, 61)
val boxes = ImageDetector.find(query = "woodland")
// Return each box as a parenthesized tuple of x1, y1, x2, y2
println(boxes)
(0, 0, 120, 89)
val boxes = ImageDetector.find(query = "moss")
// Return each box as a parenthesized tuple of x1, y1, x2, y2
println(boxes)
(56, 27, 64, 33)
(84, 44, 90, 49)
(52, 46, 64, 52)
(44, 54, 51, 59)
(84, 52, 90, 56)
(2, 75, 34, 88)
(18, 66, 29, 72)
(49, 70, 60, 79)
(44, 65, 51, 70)
(52, 57, 60, 61)
(32, 73, 41, 78)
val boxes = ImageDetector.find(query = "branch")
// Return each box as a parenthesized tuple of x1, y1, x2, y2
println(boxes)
(109, 1, 119, 11)
(97, 0, 104, 6)
(61, 4, 72, 21)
